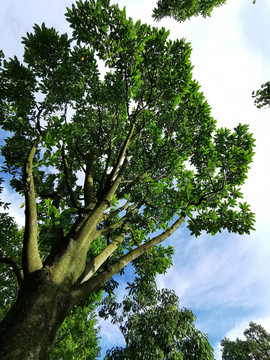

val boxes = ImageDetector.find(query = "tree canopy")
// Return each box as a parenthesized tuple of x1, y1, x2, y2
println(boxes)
(221, 322, 270, 360)
(0, 0, 255, 358)
(100, 284, 214, 359)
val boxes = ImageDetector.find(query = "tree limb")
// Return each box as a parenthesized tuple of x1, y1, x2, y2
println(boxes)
(72, 214, 186, 302)
(127, 227, 139, 246)
(107, 122, 135, 185)
(22, 137, 43, 275)
(189, 174, 226, 207)
(80, 223, 129, 283)
(102, 200, 130, 222)
(84, 158, 97, 209)
(60, 151, 133, 274)
(93, 202, 142, 241)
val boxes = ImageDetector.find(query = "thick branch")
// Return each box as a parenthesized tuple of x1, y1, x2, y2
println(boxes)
(108, 122, 135, 184)
(80, 223, 129, 283)
(56, 151, 133, 279)
(79, 155, 131, 244)
(72, 214, 185, 302)
(23, 138, 43, 275)
(189, 174, 226, 207)
(94, 202, 142, 241)
(0, 255, 24, 286)
(102, 200, 130, 222)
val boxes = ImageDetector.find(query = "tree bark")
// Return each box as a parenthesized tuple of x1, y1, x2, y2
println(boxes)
(0, 269, 74, 360)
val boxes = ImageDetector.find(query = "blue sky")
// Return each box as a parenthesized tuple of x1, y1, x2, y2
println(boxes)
(1, 0, 270, 359)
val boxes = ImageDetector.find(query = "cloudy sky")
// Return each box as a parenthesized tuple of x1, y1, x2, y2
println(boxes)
(1, 0, 270, 359)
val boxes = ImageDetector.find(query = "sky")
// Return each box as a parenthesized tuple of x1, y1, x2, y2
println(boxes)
(0, 0, 270, 359)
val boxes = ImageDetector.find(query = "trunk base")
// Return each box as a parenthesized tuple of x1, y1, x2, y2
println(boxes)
(0, 272, 73, 360)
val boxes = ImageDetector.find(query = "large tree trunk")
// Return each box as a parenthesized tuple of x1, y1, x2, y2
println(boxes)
(0, 269, 74, 360)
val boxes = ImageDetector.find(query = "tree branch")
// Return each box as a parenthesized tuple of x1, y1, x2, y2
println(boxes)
(72, 214, 185, 302)
(62, 152, 133, 270)
(127, 227, 139, 246)
(189, 174, 226, 207)
(80, 223, 129, 283)
(93, 202, 142, 241)
(102, 200, 130, 222)
(107, 122, 135, 185)
(84, 158, 97, 209)
(22, 137, 43, 275)
(99, 143, 113, 196)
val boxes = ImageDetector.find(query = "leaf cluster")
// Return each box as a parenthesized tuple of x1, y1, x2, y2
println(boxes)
(252, 81, 270, 109)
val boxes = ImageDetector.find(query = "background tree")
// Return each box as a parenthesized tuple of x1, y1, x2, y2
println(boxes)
(0, 179, 23, 320)
(100, 284, 214, 359)
(152, 0, 227, 22)
(0, 0, 255, 358)
(220, 322, 270, 360)
(50, 298, 101, 360)
(152, 0, 256, 22)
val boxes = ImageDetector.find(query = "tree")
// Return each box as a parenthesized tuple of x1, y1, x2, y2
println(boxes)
(0, 0, 255, 358)
(100, 284, 214, 359)
(220, 322, 270, 360)
(152, 0, 256, 22)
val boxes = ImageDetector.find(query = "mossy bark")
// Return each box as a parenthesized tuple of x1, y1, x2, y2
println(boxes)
(0, 269, 74, 360)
